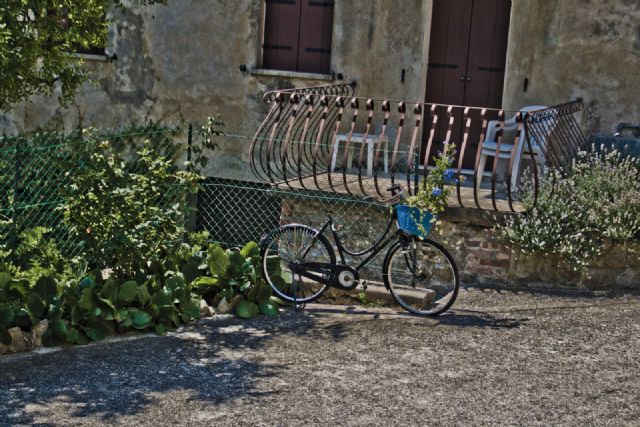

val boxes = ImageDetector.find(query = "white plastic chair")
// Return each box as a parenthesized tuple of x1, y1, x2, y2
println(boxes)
(330, 133, 389, 177)
(475, 105, 552, 191)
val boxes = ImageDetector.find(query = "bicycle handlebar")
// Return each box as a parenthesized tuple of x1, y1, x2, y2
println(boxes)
(386, 184, 403, 194)
(384, 184, 405, 205)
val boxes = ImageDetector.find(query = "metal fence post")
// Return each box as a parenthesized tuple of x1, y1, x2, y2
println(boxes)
(187, 123, 192, 163)
(413, 152, 419, 193)
(186, 123, 197, 233)
(10, 137, 21, 249)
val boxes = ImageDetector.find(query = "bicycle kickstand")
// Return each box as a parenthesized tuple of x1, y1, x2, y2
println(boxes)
(292, 280, 305, 312)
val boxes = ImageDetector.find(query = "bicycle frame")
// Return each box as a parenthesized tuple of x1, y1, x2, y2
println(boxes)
(262, 192, 460, 315)
(303, 207, 409, 273)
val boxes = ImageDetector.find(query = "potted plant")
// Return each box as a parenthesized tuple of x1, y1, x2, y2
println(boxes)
(396, 143, 457, 237)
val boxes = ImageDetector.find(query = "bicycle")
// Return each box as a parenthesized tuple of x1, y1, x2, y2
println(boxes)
(259, 185, 460, 316)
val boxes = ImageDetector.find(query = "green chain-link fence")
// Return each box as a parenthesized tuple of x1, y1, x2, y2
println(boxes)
(196, 177, 392, 279)
(1, 124, 385, 268)
(0, 124, 189, 257)
(0, 134, 75, 252)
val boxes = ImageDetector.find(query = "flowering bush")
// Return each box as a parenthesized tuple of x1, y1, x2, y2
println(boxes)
(497, 147, 640, 271)
(405, 143, 457, 216)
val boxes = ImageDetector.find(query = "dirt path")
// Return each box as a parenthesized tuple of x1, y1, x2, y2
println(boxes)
(1, 288, 639, 426)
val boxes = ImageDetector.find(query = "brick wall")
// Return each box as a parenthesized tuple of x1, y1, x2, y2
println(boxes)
(465, 240, 511, 283)
(281, 196, 640, 291)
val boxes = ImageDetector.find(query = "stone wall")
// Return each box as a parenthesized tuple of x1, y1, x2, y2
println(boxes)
(282, 196, 640, 291)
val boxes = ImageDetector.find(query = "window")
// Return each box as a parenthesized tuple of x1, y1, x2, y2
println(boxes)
(262, 0, 334, 74)
(73, 44, 106, 56)
(49, 6, 107, 57)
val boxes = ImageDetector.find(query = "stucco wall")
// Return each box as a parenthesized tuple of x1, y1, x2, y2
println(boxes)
(3, 0, 637, 177)
(503, 0, 640, 134)
(0, 0, 426, 180)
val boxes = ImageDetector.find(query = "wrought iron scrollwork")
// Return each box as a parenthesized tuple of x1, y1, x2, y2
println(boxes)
(250, 85, 587, 212)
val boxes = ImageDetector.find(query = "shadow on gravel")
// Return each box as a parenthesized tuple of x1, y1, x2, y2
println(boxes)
(304, 305, 527, 330)
(437, 312, 527, 329)
(0, 312, 341, 425)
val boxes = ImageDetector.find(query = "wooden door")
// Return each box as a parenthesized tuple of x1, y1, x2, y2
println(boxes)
(465, 0, 511, 108)
(424, 0, 473, 106)
(423, 0, 511, 169)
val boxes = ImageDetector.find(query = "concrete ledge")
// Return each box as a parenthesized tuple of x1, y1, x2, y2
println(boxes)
(250, 68, 334, 81)
(442, 206, 516, 227)
(322, 282, 394, 305)
(67, 52, 112, 62)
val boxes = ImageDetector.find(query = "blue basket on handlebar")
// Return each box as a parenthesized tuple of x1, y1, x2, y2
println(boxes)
(395, 205, 434, 238)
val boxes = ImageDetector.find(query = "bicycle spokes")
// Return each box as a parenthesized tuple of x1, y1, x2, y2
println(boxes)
(384, 238, 459, 316)
(262, 223, 459, 316)
(262, 225, 335, 304)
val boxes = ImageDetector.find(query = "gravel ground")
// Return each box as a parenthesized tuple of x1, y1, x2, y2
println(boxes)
(1, 287, 639, 426)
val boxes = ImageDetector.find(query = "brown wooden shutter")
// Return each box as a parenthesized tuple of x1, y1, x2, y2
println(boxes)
(297, 0, 334, 73)
(263, 0, 302, 71)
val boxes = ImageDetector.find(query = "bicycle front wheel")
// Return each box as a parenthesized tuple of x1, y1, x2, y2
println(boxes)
(261, 224, 336, 304)
(383, 237, 459, 316)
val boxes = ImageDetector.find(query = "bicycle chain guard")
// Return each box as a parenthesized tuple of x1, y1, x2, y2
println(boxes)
(289, 261, 360, 290)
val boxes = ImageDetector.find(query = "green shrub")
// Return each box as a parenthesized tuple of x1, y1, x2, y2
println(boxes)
(62, 135, 201, 280)
(0, 225, 207, 347)
(192, 241, 278, 318)
(497, 148, 640, 270)
(0, 264, 72, 346)
(1, 121, 221, 256)
(0, 217, 76, 346)
(0, 119, 281, 351)
(0, 131, 84, 254)
(0, 235, 282, 348)
(0, 269, 203, 347)
(62, 270, 201, 343)
(0, 225, 77, 283)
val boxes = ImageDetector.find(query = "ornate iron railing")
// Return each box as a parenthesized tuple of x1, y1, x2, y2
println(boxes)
(250, 84, 587, 212)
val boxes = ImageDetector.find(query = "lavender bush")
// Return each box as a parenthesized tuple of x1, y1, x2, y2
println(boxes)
(497, 147, 640, 271)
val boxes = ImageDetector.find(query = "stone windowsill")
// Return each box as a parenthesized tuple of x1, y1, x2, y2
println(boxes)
(250, 68, 334, 81)
(67, 52, 113, 62)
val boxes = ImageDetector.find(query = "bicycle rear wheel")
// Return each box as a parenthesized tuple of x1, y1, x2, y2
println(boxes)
(382, 237, 459, 316)
(261, 224, 336, 304)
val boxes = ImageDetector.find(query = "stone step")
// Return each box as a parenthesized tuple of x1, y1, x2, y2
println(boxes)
(322, 281, 435, 307)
